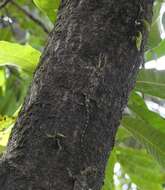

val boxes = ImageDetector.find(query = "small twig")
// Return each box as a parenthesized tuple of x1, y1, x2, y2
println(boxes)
(11, 1, 49, 34)
(0, 0, 11, 9)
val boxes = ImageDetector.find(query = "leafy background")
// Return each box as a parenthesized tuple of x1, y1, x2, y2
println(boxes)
(0, 0, 165, 190)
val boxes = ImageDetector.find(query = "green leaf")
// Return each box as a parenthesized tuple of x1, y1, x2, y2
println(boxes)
(122, 113, 165, 168)
(0, 68, 5, 95)
(0, 41, 41, 74)
(0, 28, 12, 42)
(116, 126, 132, 143)
(147, 1, 162, 49)
(145, 40, 165, 61)
(128, 92, 165, 134)
(136, 31, 142, 51)
(0, 69, 5, 87)
(102, 149, 116, 190)
(136, 69, 165, 99)
(142, 19, 151, 33)
(116, 147, 164, 190)
(33, 0, 60, 22)
(0, 69, 30, 115)
(152, 1, 162, 25)
(0, 145, 5, 155)
(0, 115, 15, 132)
(125, 92, 165, 168)
(0, 128, 11, 147)
(147, 21, 161, 49)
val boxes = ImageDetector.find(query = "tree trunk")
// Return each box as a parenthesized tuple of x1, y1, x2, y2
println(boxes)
(0, 0, 153, 189)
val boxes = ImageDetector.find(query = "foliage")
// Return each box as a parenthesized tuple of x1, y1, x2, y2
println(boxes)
(33, 0, 60, 22)
(0, 41, 40, 74)
(0, 0, 165, 190)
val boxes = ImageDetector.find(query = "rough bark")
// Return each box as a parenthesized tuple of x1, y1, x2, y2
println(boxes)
(0, 0, 153, 189)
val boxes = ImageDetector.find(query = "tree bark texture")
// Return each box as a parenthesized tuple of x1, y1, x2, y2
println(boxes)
(0, 0, 153, 189)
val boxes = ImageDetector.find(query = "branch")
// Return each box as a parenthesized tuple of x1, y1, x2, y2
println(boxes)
(0, 0, 11, 9)
(11, 1, 49, 34)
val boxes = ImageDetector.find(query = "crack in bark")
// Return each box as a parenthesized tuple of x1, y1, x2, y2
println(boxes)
(80, 94, 90, 151)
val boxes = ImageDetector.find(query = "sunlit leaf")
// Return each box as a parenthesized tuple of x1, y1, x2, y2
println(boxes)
(102, 149, 116, 190)
(33, 0, 60, 22)
(0, 127, 12, 147)
(0, 41, 40, 74)
(0, 115, 16, 132)
(0, 68, 5, 95)
(0, 145, 5, 155)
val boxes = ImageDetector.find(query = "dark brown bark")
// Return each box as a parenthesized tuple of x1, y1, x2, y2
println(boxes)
(0, 0, 153, 189)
